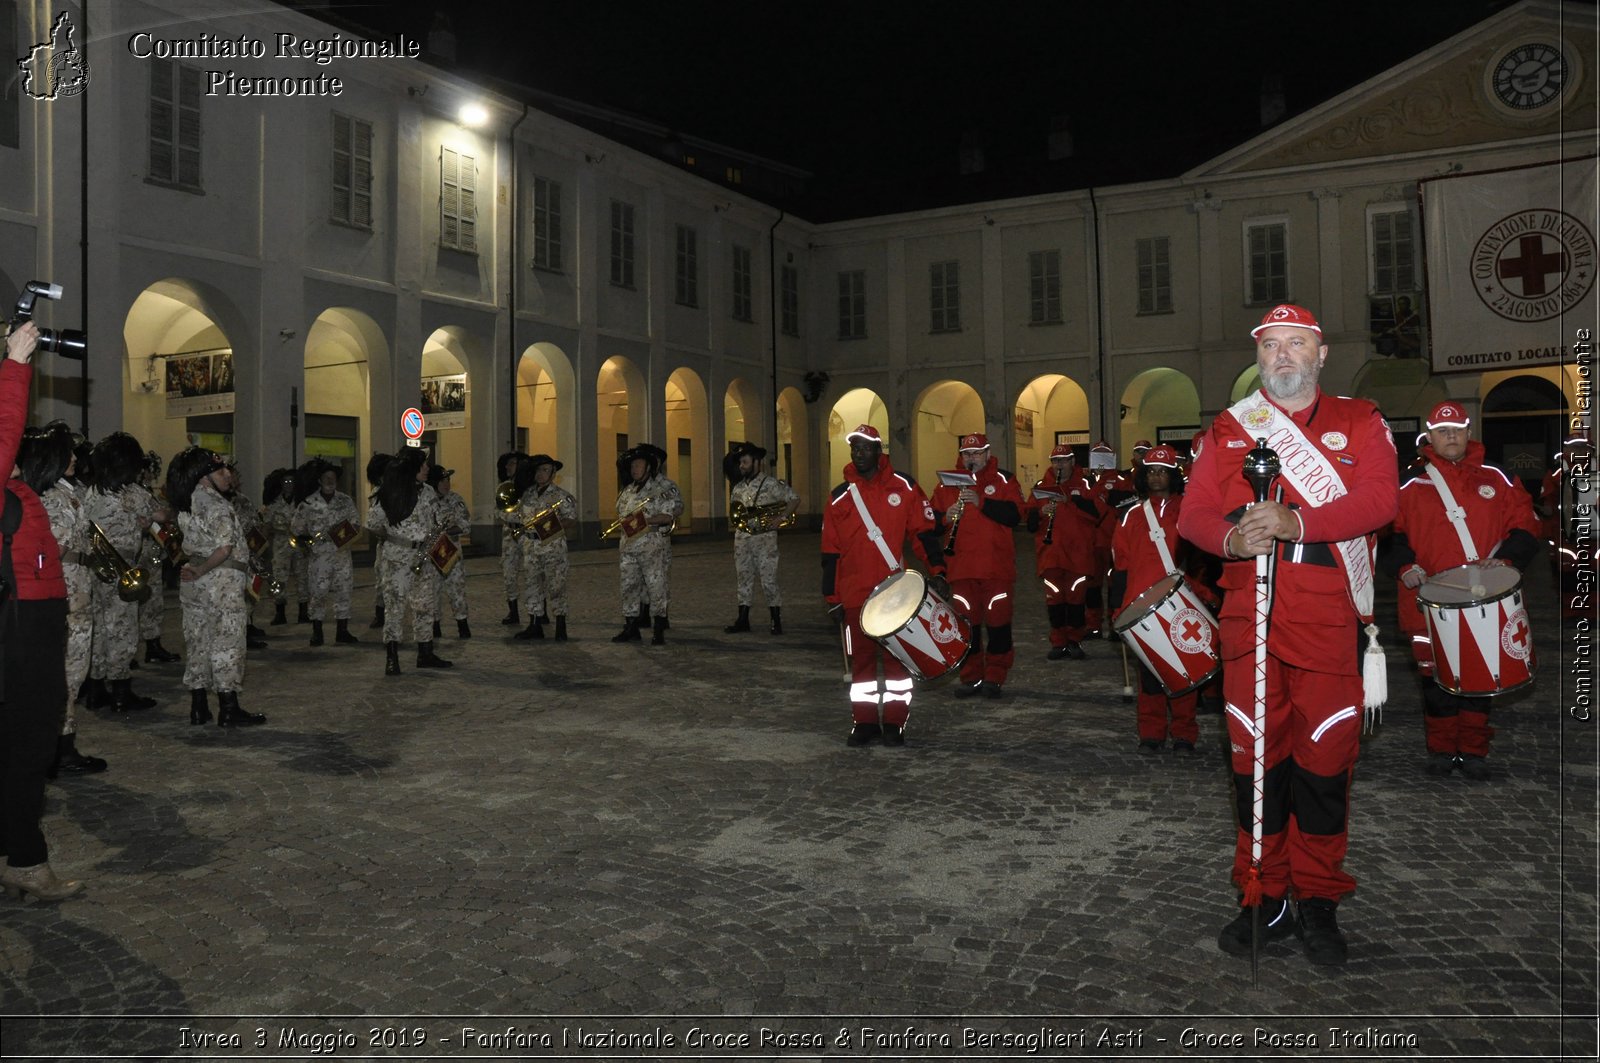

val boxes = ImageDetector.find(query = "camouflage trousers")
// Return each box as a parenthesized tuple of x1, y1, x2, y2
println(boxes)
(307, 545, 354, 621)
(733, 532, 783, 607)
(501, 531, 525, 600)
(270, 534, 309, 604)
(138, 559, 167, 638)
(380, 544, 439, 643)
(437, 559, 468, 621)
(521, 539, 570, 618)
(90, 580, 140, 681)
(180, 566, 248, 693)
(62, 569, 93, 736)
(619, 536, 671, 616)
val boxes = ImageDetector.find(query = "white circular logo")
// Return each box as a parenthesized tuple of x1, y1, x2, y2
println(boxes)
(1170, 607, 1213, 655)
(1472, 209, 1597, 322)
(1501, 609, 1532, 661)
(928, 602, 963, 644)
(1479, 484, 1497, 498)
(983, 484, 996, 496)
(1321, 432, 1348, 452)
(887, 492, 902, 507)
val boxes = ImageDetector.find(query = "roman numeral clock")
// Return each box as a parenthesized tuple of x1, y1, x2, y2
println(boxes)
(1485, 39, 1577, 116)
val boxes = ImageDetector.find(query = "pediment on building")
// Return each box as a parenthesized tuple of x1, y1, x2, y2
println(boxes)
(1191, 0, 1595, 177)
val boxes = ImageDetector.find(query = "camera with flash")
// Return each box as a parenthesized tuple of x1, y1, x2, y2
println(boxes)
(11, 280, 86, 359)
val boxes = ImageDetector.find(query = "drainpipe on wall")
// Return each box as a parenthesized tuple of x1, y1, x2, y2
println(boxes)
(507, 103, 529, 451)
(79, 4, 89, 435)
(768, 208, 785, 459)
(1089, 186, 1106, 445)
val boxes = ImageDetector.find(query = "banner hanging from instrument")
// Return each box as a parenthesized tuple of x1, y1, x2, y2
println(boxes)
(165, 351, 235, 418)
(1421, 156, 1597, 375)
(420, 373, 467, 430)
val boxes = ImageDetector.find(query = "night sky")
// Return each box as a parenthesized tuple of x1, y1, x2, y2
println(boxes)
(335, 0, 1558, 214)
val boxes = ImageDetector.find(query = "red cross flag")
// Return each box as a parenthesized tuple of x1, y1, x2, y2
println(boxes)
(1421, 157, 1596, 375)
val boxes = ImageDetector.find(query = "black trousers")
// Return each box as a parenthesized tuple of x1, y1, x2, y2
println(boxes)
(0, 598, 67, 868)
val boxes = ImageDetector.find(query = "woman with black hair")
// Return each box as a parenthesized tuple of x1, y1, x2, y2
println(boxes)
(291, 460, 360, 647)
(495, 450, 527, 626)
(259, 467, 298, 626)
(18, 422, 107, 777)
(364, 448, 450, 675)
(84, 431, 162, 712)
(167, 448, 263, 727)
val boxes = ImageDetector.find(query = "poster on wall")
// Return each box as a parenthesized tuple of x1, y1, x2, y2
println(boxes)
(1421, 157, 1596, 374)
(420, 373, 468, 430)
(1013, 409, 1034, 448)
(165, 351, 235, 418)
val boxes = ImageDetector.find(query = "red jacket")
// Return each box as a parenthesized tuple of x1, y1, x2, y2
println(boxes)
(0, 360, 65, 601)
(1381, 441, 1540, 577)
(928, 456, 1022, 583)
(822, 454, 944, 608)
(1179, 389, 1398, 671)
(1026, 467, 1101, 576)
(1111, 494, 1185, 612)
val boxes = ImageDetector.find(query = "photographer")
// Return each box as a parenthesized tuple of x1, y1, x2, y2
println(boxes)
(0, 321, 80, 901)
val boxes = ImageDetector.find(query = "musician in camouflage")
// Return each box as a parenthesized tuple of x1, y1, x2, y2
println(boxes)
(84, 432, 161, 712)
(722, 441, 799, 635)
(19, 423, 107, 774)
(260, 467, 303, 625)
(365, 448, 450, 675)
(611, 444, 683, 645)
(225, 468, 269, 650)
(134, 452, 180, 664)
(513, 453, 579, 641)
(428, 464, 471, 639)
(168, 448, 263, 727)
(495, 450, 527, 627)
(291, 460, 360, 647)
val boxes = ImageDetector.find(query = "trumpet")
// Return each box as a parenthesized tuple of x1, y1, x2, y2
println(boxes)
(495, 480, 521, 513)
(86, 520, 153, 604)
(288, 529, 325, 553)
(730, 499, 797, 535)
(600, 503, 647, 540)
(509, 503, 563, 541)
(250, 554, 285, 599)
(411, 514, 457, 575)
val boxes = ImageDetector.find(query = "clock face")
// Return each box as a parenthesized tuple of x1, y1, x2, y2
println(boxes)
(1491, 42, 1568, 110)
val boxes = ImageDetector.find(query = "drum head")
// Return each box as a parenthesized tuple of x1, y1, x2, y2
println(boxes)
(1418, 563, 1520, 606)
(860, 569, 927, 638)
(1113, 571, 1183, 632)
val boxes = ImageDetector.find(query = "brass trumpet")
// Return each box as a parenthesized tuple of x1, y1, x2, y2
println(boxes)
(288, 529, 325, 553)
(86, 521, 153, 604)
(250, 555, 285, 599)
(509, 503, 563, 541)
(495, 480, 521, 513)
(729, 499, 797, 535)
(601, 503, 676, 540)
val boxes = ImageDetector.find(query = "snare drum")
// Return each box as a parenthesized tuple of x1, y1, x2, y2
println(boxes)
(1112, 572, 1220, 696)
(1416, 563, 1535, 696)
(858, 569, 971, 681)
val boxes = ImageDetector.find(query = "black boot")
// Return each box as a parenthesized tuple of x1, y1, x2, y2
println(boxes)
(501, 600, 520, 625)
(1218, 895, 1297, 956)
(110, 678, 156, 712)
(515, 616, 545, 640)
(432, 620, 442, 639)
(369, 604, 385, 630)
(85, 677, 111, 710)
(189, 688, 212, 726)
(247, 628, 268, 650)
(385, 641, 401, 676)
(335, 619, 359, 644)
(769, 607, 783, 635)
(651, 614, 668, 645)
(53, 733, 108, 776)
(296, 602, 311, 624)
(309, 620, 325, 646)
(271, 602, 288, 626)
(246, 623, 267, 640)
(638, 603, 652, 627)
(417, 640, 453, 668)
(611, 616, 641, 643)
(724, 605, 752, 633)
(144, 638, 180, 663)
(1297, 898, 1349, 966)
(553, 616, 568, 641)
(456, 618, 471, 639)
(216, 690, 265, 727)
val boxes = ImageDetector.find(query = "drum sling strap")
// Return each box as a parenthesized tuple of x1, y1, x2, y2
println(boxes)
(1142, 499, 1178, 575)
(847, 483, 903, 574)
(1422, 463, 1482, 562)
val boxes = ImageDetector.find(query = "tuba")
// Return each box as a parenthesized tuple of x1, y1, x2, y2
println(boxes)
(87, 521, 153, 604)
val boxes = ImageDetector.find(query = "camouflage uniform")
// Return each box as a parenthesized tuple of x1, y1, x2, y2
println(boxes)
(131, 482, 168, 640)
(40, 480, 93, 736)
(366, 483, 441, 643)
(85, 484, 159, 682)
(730, 473, 799, 607)
(178, 480, 248, 693)
(261, 493, 307, 606)
(519, 482, 578, 619)
(435, 489, 471, 621)
(499, 507, 525, 602)
(616, 475, 683, 615)
(292, 489, 359, 621)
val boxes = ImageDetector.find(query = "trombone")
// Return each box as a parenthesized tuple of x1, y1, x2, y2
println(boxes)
(86, 520, 153, 604)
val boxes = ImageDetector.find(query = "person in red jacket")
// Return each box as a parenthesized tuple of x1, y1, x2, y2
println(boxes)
(929, 434, 1023, 697)
(1377, 401, 1540, 780)
(1026, 444, 1102, 660)
(1179, 303, 1399, 968)
(1110, 445, 1200, 754)
(0, 322, 79, 902)
(1086, 442, 1135, 637)
(821, 425, 946, 747)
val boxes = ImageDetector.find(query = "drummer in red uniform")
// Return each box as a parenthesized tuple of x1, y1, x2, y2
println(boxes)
(1376, 401, 1540, 780)
(1110, 445, 1200, 754)
(930, 433, 1025, 697)
(1027, 444, 1102, 660)
(821, 425, 947, 747)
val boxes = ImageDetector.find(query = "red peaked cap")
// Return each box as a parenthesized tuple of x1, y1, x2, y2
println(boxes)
(846, 424, 883, 445)
(1426, 402, 1470, 429)
(958, 433, 989, 452)
(1250, 303, 1322, 338)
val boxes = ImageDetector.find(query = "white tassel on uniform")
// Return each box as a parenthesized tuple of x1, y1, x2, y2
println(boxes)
(1362, 622, 1386, 731)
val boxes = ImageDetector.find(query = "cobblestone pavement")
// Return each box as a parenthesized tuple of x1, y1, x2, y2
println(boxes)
(1, 533, 1595, 1060)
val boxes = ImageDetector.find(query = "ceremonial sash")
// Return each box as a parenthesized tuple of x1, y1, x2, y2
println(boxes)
(1225, 392, 1376, 623)
(1141, 498, 1178, 575)
(1422, 463, 1481, 562)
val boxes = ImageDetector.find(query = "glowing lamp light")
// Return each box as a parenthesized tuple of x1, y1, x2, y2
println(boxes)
(458, 103, 489, 128)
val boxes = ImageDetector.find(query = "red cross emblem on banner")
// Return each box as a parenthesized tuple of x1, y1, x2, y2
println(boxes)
(1497, 234, 1568, 297)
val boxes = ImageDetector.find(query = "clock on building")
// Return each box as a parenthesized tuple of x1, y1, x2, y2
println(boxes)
(1487, 41, 1573, 112)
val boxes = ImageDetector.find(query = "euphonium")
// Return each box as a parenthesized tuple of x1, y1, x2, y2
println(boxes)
(86, 520, 153, 604)
(495, 480, 521, 513)
(730, 499, 796, 535)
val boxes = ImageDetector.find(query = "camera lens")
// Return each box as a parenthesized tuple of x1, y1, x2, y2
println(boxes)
(38, 328, 87, 360)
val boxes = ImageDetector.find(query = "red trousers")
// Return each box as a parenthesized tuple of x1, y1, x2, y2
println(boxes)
(842, 607, 913, 726)
(1223, 654, 1361, 902)
(1039, 567, 1091, 646)
(1136, 664, 1198, 743)
(950, 579, 1014, 686)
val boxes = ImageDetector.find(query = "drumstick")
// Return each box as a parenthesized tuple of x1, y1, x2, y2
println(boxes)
(1120, 640, 1134, 702)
